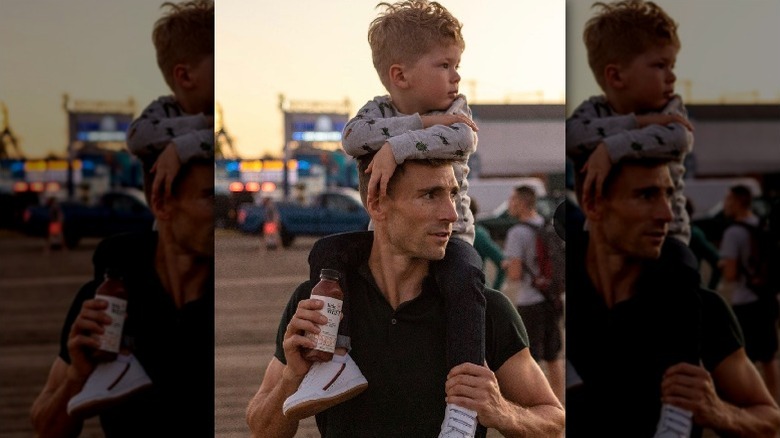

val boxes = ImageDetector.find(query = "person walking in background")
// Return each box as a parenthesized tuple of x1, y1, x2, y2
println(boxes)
(261, 196, 281, 251)
(469, 198, 506, 291)
(718, 185, 780, 402)
(503, 185, 565, 403)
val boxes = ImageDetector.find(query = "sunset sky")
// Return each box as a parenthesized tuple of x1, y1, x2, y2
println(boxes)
(3, 1, 778, 160)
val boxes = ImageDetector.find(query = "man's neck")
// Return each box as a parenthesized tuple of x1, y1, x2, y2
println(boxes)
(367, 236, 431, 310)
(585, 237, 645, 309)
(155, 240, 211, 309)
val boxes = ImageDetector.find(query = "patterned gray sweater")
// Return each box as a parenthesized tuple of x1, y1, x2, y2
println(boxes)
(342, 95, 477, 244)
(566, 95, 694, 244)
(126, 95, 213, 168)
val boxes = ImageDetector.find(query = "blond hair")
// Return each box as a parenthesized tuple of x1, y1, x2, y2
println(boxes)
(152, 0, 214, 89)
(584, 0, 679, 90)
(368, 1, 465, 90)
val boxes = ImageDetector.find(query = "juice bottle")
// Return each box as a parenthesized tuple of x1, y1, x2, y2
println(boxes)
(93, 268, 128, 362)
(304, 269, 343, 362)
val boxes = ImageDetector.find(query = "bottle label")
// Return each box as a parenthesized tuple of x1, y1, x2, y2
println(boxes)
(95, 294, 127, 353)
(306, 294, 342, 354)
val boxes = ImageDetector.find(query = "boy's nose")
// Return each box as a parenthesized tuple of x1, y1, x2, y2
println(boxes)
(452, 70, 461, 83)
(667, 70, 676, 83)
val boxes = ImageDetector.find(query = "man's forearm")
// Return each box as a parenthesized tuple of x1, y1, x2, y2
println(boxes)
(709, 402, 780, 438)
(494, 402, 565, 438)
(246, 367, 304, 438)
(30, 372, 85, 438)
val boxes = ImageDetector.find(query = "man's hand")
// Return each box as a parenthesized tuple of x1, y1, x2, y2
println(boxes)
(365, 142, 397, 203)
(636, 113, 694, 132)
(660, 362, 725, 428)
(444, 362, 515, 429)
(151, 142, 182, 201)
(581, 142, 612, 203)
(66, 299, 111, 382)
(421, 114, 479, 132)
(282, 299, 327, 380)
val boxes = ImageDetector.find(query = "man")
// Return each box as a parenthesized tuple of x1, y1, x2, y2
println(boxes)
(246, 156, 565, 437)
(30, 157, 215, 437)
(503, 185, 564, 402)
(719, 185, 780, 401)
(566, 157, 780, 437)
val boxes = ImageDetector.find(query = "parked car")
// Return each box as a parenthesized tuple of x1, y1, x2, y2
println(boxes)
(475, 194, 564, 243)
(22, 188, 154, 248)
(237, 187, 370, 247)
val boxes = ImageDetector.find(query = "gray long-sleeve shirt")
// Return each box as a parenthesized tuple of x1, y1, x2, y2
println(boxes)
(126, 95, 214, 167)
(342, 95, 477, 244)
(566, 95, 694, 243)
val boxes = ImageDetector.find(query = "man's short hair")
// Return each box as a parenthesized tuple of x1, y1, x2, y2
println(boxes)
(729, 184, 753, 209)
(583, 0, 679, 90)
(514, 185, 537, 208)
(356, 154, 455, 206)
(574, 156, 673, 206)
(368, 0, 465, 90)
(153, 0, 214, 89)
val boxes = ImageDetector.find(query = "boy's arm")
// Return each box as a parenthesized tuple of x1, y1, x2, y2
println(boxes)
(126, 96, 214, 163)
(342, 96, 477, 162)
(567, 96, 693, 164)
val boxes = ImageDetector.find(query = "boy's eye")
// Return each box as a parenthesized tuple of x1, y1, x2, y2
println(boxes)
(442, 63, 450, 69)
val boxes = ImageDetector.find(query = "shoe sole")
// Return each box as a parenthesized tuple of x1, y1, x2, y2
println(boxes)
(67, 381, 153, 418)
(283, 381, 368, 421)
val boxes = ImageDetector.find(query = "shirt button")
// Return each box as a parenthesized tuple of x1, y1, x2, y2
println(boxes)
(391, 318, 397, 325)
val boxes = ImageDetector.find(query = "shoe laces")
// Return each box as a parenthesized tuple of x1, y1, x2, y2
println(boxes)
(443, 406, 476, 435)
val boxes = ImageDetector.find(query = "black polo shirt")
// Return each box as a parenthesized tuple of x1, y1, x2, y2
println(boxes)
(59, 232, 215, 437)
(275, 263, 528, 438)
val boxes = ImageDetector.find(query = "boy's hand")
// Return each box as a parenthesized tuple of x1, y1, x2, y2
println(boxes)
(581, 143, 612, 202)
(365, 142, 397, 203)
(421, 114, 479, 132)
(151, 142, 182, 200)
(636, 113, 694, 132)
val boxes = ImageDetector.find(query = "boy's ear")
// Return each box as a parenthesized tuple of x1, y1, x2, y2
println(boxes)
(172, 63, 195, 89)
(389, 64, 410, 89)
(604, 63, 624, 90)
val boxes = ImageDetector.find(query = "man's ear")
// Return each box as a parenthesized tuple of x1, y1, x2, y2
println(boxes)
(367, 194, 388, 222)
(604, 63, 625, 90)
(389, 64, 410, 90)
(150, 190, 174, 221)
(172, 63, 195, 89)
(581, 189, 604, 223)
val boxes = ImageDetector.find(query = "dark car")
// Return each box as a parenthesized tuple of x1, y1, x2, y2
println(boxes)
(237, 188, 370, 247)
(22, 188, 154, 248)
(475, 194, 564, 243)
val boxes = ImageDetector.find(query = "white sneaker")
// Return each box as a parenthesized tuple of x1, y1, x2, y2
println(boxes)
(67, 354, 153, 418)
(439, 403, 478, 438)
(654, 403, 693, 438)
(282, 354, 368, 421)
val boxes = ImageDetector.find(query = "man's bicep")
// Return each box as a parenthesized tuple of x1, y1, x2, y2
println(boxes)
(496, 350, 560, 407)
(711, 348, 776, 408)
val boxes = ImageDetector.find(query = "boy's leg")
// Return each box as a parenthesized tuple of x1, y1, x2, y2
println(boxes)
(434, 238, 486, 438)
(433, 237, 486, 368)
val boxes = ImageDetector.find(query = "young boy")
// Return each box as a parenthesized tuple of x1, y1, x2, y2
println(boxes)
(66, 0, 214, 417)
(566, 0, 694, 245)
(566, 1, 696, 437)
(282, 2, 487, 437)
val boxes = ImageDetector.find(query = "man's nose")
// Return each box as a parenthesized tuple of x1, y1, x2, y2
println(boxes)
(655, 198, 674, 223)
(440, 197, 458, 223)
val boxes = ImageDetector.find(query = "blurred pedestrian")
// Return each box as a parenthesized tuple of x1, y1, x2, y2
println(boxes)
(45, 197, 66, 253)
(718, 185, 780, 401)
(261, 196, 281, 250)
(469, 198, 506, 291)
(503, 185, 564, 402)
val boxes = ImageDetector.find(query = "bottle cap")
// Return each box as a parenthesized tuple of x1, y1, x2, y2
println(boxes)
(319, 268, 341, 281)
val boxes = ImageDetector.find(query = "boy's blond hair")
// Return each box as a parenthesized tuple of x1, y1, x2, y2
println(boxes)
(584, 0, 679, 90)
(152, 0, 214, 90)
(368, 1, 465, 90)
